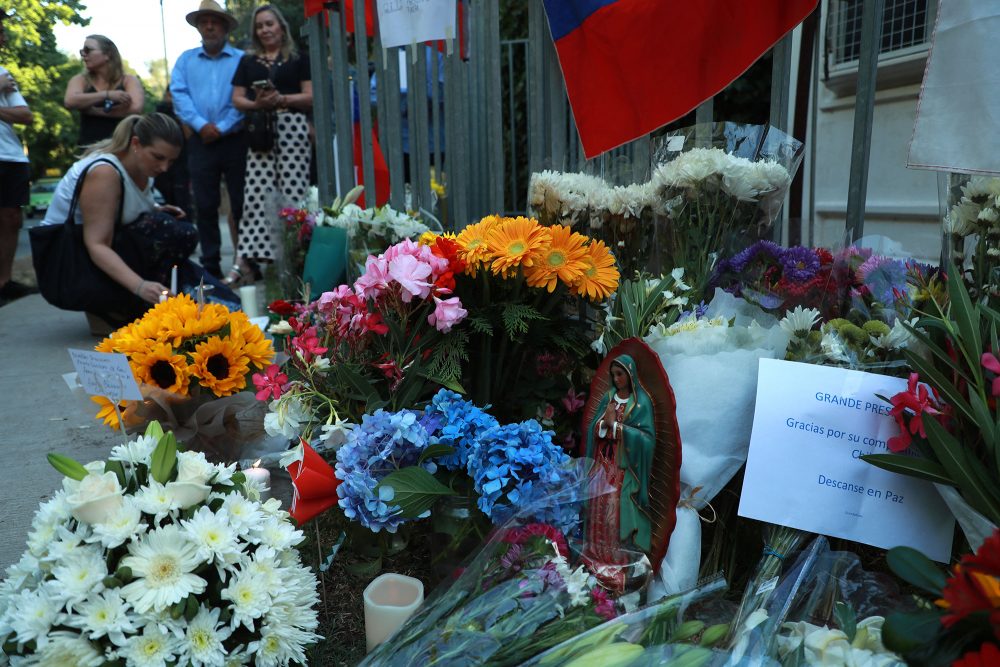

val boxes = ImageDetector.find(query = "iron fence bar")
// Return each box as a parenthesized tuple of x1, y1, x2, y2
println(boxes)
(328, 4, 355, 196)
(485, 2, 505, 213)
(411, 44, 432, 212)
(307, 13, 335, 204)
(505, 41, 517, 211)
(527, 0, 547, 178)
(381, 46, 406, 208)
(353, 0, 376, 206)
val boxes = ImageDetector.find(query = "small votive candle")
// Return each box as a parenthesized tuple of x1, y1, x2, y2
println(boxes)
(363, 573, 424, 652)
(159, 290, 168, 303)
(239, 285, 260, 318)
(243, 460, 270, 501)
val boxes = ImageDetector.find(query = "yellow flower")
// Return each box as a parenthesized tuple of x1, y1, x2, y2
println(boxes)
(573, 239, 620, 301)
(131, 342, 191, 396)
(486, 216, 552, 277)
(524, 224, 588, 292)
(92, 396, 126, 429)
(455, 216, 501, 276)
(418, 231, 439, 246)
(227, 313, 275, 370)
(188, 336, 250, 397)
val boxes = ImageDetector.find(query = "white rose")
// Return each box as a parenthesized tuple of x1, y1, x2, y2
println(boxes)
(165, 451, 214, 509)
(65, 470, 124, 525)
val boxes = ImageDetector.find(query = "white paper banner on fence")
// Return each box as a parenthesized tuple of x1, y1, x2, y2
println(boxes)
(68, 349, 142, 402)
(377, 0, 455, 49)
(738, 359, 954, 562)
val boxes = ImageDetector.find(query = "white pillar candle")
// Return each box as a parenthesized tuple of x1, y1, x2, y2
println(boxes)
(239, 285, 260, 318)
(363, 573, 424, 652)
(170, 265, 178, 295)
(242, 461, 270, 501)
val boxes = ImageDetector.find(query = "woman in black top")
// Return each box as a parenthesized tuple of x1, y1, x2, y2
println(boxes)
(64, 35, 145, 147)
(228, 4, 312, 286)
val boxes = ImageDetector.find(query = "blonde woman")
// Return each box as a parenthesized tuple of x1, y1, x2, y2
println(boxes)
(228, 4, 312, 285)
(64, 35, 145, 146)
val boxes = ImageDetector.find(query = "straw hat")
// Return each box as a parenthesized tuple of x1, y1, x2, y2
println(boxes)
(186, 0, 238, 31)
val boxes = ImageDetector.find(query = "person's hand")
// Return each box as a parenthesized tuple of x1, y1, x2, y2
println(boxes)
(199, 123, 222, 144)
(135, 279, 169, 304)
(107, 90, 131, 106)
(603, 403, 617, 428)
(156, 204, 185, 219)
(256, 88, 281, 111)
(0, 71, 15, 93)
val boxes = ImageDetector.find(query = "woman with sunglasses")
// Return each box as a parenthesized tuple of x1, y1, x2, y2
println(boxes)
(64, 35, 145, 147)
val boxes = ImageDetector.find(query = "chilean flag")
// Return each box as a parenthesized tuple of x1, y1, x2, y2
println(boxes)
(543, 0, 817, 158)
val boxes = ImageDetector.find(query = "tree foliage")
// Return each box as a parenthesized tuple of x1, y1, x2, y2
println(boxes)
(228, 0, 308, 52)
(2, 0, 88, 178)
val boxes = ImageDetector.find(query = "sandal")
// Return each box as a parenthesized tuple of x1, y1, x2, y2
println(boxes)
(222, 264, 252, 287)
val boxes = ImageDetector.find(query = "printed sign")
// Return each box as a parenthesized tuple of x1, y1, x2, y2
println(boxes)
(377, 0, 456, 49)
(68, 349, 142, 402)
(738, 359, 954, 562)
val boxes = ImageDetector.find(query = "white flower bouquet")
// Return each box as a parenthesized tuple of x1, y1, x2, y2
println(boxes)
(0, 422, 320, 666)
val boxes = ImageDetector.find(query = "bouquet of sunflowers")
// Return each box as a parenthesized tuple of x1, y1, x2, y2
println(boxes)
(90, 294, 275, 461)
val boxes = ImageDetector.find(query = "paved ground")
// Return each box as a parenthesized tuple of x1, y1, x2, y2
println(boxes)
(0, 215, 237, 570)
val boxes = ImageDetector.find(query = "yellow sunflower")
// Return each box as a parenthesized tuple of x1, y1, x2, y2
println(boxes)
(524, 224, 588, 292)
(130, 342, 191, 396)
(188, 335, 250, 397)
(455, 215, 501, 276)
(227, 313, 275, 369)
(92, 395, 126, 429)
(573, 239, 620, 301)
(486, 216, 552, 277)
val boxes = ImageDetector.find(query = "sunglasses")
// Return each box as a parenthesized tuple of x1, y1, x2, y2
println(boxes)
(79, 46, 99, 56)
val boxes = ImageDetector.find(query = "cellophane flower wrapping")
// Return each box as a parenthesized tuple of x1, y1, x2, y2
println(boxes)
(643, 289, 790, 597)
(0, 426, 321, 666)
(359, 459, 642, 667)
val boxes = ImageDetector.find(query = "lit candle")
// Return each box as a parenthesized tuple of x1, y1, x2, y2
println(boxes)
(243, 460, 270, 501)
(363, 573, 424, 652)
(159, 290, 168, 303)
(239, 285, 260, 318)
(170, 265, 178, 295)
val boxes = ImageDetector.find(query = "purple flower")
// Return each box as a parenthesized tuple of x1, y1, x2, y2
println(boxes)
(500, 543, 523, 572)
(726, 240, 783, 274)
(781, 246, 820, 282)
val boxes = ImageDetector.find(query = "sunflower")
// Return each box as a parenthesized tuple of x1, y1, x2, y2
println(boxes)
(573, 239, 620, 301)
(524, 224, 588, 292)
(227, 313, 275, 369)
(92, 395, 126, 429)
(455, 215, 501, 276)
(486, 216, 552, 277)
(130, 342, 191, 396)
(188, 336, 250, 397)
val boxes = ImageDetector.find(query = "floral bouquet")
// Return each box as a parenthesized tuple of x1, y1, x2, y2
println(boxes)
(942, 175, 1000, 303)
(528, 170, 607, 230)
(0, 422, 320, 665)
(278, 205, 316, 284)
(650, 147, 793, 299)
(91, 294, 275, 462)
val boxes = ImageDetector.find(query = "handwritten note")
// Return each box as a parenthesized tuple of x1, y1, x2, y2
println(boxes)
(377, 0, 456, 49)
(738, 359, 954, 562)
(68, 349, 142, 402)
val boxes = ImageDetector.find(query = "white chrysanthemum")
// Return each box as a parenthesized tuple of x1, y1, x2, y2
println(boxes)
(175, 605, 233, 667)
(89, 496, 146, 549)
(721, 160, 760, 201)
(52, 548, 108, 611)
(258, 497, 287, 519)
(120, 525, 206, 614)
(33, 523, 86, 563)
(33, 630, 105, 667)
(779, 306, 821, 336)
(221, 494, 264, 535)
(264, 395, 309, 439)
(249, 623, 317, 667)
(962, 176, 995, 200)
(117, 623, 179, 667)
(66, 589, 136, 645)
(7, 584, 61, 647)
(109, 434, 158, 465)
(945, 201, 980, 237)
(750, 160, 792, 192)
(222, 572, 272, 630)
(250, 516, 305, 551)
(181, 507, 242, 565)
(872, 318, 917, 351)
(134, 480, 181, 521)
(244, 547, 282, 590)
(978, 207, 999, 224)
(820, 329, 852, 363)
(223, 648, 253, 666)
(3, 552, 41, 592)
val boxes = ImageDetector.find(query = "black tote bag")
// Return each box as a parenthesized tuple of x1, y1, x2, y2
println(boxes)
(28, 158, 146, 314)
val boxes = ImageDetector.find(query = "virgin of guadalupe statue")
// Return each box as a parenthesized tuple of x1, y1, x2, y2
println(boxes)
(581, 338, 681, 589)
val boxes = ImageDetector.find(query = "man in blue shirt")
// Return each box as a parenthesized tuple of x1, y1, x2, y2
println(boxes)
(170, 0, 245, 279)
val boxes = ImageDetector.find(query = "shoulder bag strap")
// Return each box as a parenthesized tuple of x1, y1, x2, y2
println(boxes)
(64, 157, 126, 230)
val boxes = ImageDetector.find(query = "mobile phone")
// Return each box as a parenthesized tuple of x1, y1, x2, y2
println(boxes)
(252, 80, 273, 90)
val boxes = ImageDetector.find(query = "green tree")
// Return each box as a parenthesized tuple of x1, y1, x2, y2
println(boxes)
(144, 57, 169, 104)
(1, 0, 88, 178)
(228, 0, 307, 51)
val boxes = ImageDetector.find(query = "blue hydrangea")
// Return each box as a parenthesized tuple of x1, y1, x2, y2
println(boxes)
(424, 389, 500, 471)
(468, 419, 572, 528)
(335, 408, 436, 533)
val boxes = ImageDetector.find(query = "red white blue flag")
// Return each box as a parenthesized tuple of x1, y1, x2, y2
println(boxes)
(543, 0, 817, 158)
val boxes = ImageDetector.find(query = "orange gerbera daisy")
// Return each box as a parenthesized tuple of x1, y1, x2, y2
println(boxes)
(573, 239, 620, 301)
(486, 216, 552, 277)
(455, 215, 501, 276)
(524, 224, 588, 292)
(188, 336, 250, 397)
(131, 342, 191, 396)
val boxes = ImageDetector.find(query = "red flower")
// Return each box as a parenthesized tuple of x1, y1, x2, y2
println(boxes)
(373, 357, 404, 391)
(561, 387, 585, 414)
(940, 529, 1000, 636)
(252, 364, 289, 401)
(291, 326, 328, 361)
(982, 353, 1000, 398)
(269, 300, 298, 317)
(591, 587, 617, 620)
(887, 373, 944, 452)
(503, 523, 569, 558)
(953, 643, 1000, 667)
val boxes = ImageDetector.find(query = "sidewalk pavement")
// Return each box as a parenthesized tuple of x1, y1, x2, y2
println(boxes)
(0, 216, 236, 570)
